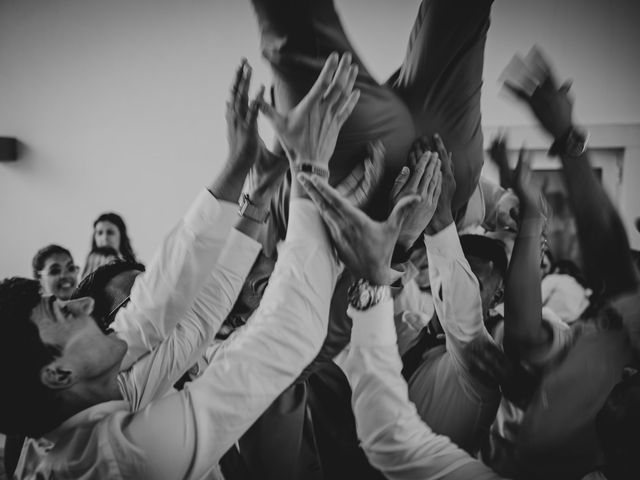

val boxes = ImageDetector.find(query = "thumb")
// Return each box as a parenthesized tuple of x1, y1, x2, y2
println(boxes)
(387, 194, 420, 231)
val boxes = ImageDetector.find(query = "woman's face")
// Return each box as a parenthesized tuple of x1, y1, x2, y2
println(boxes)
(94, 221, 121, 252)
(38, 253, 79, 300)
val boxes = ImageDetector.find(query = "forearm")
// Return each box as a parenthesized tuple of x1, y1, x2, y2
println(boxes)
(505, 215, 547, 351)
(120, 229, 262, 409)
(424, 224, 485, 343)
(559, 150, 638, 296)
(337, 299, 503, 480)
(183, 199, 339, 463)
(114, 189, 238, 370)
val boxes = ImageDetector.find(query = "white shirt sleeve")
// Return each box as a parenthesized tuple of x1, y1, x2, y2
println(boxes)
(336, 298, 504, 480)
(424, 223, 492, 369)
(121, 199, 341, 480)
(119, 228, 262, 410)
(112, 189, 238, 370)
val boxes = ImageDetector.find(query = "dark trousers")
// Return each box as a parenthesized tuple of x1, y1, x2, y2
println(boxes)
(255, 0, 493, 240)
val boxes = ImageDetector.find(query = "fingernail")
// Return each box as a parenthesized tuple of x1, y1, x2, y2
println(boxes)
(401, 166, 410, 175)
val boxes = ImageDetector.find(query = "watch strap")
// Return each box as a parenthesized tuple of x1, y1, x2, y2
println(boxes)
(348, 278, 391, 311)
(549, 127, 588, 158)
(238, 193, 270, 223)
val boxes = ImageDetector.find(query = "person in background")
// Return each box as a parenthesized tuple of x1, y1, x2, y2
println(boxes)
(91, 212, 139, 264)
(31, 245, 79, 300)
(81, 246, 120, 279)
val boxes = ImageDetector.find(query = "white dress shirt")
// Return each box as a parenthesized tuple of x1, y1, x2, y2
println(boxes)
(336, 298, 504, 480)
(406, 223, 501, 454)
(114, 189, 239, 370)
(19, 199, 338, 479)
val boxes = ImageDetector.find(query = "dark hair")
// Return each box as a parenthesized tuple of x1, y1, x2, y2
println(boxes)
(32, 245, 73, 279)
(459, 235, 508, 279)
(92, 213, 137, 263)
(596, 373, 640, 479)
(72, 260, 145, 331)
(0, 277, 63, 436)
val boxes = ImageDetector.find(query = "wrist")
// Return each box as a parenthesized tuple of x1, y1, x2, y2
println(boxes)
(425, 211, 454, 236)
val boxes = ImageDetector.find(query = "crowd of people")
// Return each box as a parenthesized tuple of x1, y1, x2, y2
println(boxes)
(1, 1, 639, 479)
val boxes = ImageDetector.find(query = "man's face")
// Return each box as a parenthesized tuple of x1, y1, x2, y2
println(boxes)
(30, 296, 127, 384)
(466, 255, 503, 318)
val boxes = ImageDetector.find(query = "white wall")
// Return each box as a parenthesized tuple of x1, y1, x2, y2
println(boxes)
(1, 0, 639, 277)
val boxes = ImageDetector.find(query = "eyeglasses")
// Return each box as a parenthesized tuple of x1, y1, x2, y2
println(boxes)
(103, 295, 130, 329)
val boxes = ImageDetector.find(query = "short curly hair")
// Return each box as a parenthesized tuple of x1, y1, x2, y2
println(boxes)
(0, 277, 63, 436)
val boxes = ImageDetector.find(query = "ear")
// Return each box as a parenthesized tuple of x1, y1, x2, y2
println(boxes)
(40, 363, 76, 390)
(60, 297, 94, 317)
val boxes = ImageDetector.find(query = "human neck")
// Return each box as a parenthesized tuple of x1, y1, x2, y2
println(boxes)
(55, 371, 123, 426)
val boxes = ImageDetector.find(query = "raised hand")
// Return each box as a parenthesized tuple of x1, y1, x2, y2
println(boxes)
(390, 137, 442, 250)
(513, 147, 547, 220)
(488, 134, 513, 189)
(502, 47, 573, 139)
(298, 174, 424, 285)
(226, 58, 264, 170)
(258, 52, 360, 167)
(336, 141, 386, 210)
(425, 134, 456, 234)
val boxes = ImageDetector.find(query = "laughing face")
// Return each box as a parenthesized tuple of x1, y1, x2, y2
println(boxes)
(38, 253, 79, 300)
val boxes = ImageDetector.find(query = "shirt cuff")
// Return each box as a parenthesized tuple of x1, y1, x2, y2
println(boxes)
(286, 198, 328, 245)
(348, 298, 396, 347)
(183, 189, 237, 237)
(217, 228, 262, 272)
(424, 222, 464, 260)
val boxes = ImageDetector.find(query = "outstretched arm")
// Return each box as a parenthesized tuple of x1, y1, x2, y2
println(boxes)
(503, 47, 638, 298)
(503, 149, 548, 358)
(298, 153, 501, 479)
(336, 299, 504, 480)
(113, 60, 273, 369)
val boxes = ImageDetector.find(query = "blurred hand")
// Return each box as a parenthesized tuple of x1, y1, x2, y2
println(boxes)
(513, 147, 547, 220)
(390, 138, 442, 250)
(259, 52, 360, 167)
(226, 59, 264, 170)
(489, 134, 513, 189)
(298, 173, 424, 285)
(502, 47, 574, 139)
(425, 134, 456, 234)
(336, 141, 386, 210)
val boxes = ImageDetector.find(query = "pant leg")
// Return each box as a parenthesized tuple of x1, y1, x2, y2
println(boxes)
(250, 0, 415, 233)
(387, 0, 494, 212)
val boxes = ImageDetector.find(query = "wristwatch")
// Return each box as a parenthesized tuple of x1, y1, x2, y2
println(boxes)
(291, 162, 330, 179)
(238, 193, 270, 223)
(549, 126, 589, 158)
(348, 278, 391, 311)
